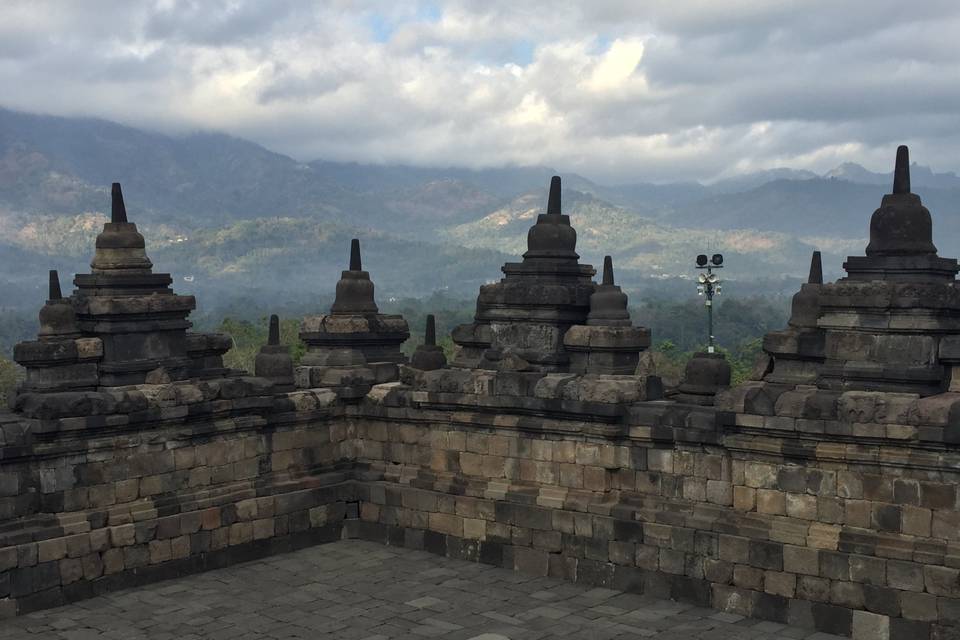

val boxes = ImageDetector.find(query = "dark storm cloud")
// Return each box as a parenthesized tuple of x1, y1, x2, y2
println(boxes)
(1, 0, 959, 182)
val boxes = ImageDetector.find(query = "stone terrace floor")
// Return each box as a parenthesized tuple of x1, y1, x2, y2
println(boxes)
(0, 540, 846, 640)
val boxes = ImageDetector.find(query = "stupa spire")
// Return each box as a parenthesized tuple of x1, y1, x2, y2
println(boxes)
(268, 314, 280, 346)
(111, 183, 128, 223)
(602, 256, 614, 286)
(425, 314, 436, 346)
(350, 238, 362, 271)
(893, 145, 910, 195)
(808, 251, 823, 284)
(547, 176, 561, 215)
(48, 270, 62, 300)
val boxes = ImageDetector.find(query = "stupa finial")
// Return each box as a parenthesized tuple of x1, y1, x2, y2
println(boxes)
(808, 251, 823, 284)
(268, 314, 280, 346)
(48, 269, 62, 300)
(111, 182, 128, 223)
(425, 314, 436, 346)
(602, 256, 614, 286)
(547, 176, 561, 215)
(350, 238, 362, 271)
(893, 145, 910, 195)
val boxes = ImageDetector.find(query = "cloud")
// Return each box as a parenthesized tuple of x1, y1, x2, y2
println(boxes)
(1, 0, 959, 183)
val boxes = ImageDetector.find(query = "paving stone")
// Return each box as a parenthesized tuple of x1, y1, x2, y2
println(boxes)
(0, 540, 824, 639)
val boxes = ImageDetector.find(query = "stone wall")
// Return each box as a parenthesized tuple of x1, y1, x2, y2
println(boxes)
(342, 386, 960, 640)
(4, 376, 960, 638)
(0, 378, 354, 617)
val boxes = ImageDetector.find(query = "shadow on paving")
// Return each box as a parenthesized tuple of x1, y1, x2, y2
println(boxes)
(0, 540, 847, 639)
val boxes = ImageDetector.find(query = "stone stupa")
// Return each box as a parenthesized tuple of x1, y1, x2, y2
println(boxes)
(451, 176, 596, 371)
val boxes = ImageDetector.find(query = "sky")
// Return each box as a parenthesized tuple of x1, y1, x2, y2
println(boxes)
(2, 0, 960, 184)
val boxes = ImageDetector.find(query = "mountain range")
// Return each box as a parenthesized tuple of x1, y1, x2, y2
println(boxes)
(3, 106, 960, 319)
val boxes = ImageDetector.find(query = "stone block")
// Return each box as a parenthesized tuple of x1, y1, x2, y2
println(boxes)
(784, 545, 819, 576)
(902, 505, 932, 537)
(933, 510, 960, 540)
(37, 538, 66, 563)
(863, 585, 900, 617)
(831, 581, 865, 608)
(797, 575, 831, 602)
(820, 551, 850, 580)
(888, 560, 925, 592)
(785, 493, 817, 520)
(719, 535, 750, 564)
(706, 480, 732, 505)
(756, 489, 785, 515)
(712, 584, 753, 617)
(56, 557, 82, 587)
(170, 536, 190, 560)
(148, 540, 171, 564)
(924, 565, 960, 597)
(513, 547, 549, 577)
(744, 462, 777, 489)
(811, 602, 853, 636)
(853, 610, 890, 640)
(109, 525, 136, 547)
(81, 554, 103, 580)
(752, 592, 789, 623)
(920, 482, 956, 509)
(872, 504, 902, 532)
(659, 548, 685, 575)
(0, 548, 16, 572)
(733, 486, 756, 511)
(102, 548, 124, 575)
(625, 541, 654, 570)
(748, 540, 783, 571)
(764, 571, 796, 597)
(849, 554, 886, 585)
(901, 591, 938, 621)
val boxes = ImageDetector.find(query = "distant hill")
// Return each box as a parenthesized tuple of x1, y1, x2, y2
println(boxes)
(4, 105, 960, 319)
(665, 178, 960, 259)
(444, 190, 842, 282)
(707, 168, 819, 194)
(824, 161, 960, 190)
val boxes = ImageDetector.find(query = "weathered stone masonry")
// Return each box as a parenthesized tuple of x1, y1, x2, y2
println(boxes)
(4, 152, 960, 640)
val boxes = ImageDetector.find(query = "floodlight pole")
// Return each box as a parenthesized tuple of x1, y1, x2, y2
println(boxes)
(705, 266, 715, 353)
(695, 256, 723, 354)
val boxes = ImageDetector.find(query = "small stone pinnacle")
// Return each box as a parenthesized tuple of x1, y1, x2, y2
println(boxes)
(547, 176, 561, 215)
(808, 251, 823, 284)
(48, 269, 62, 300)
(268, 314, 280, 345)
(111, 182, 128, 223)
(893, 145, 910, 195)
(602, 256, 614, 286)
(350, 238, 362, 271)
